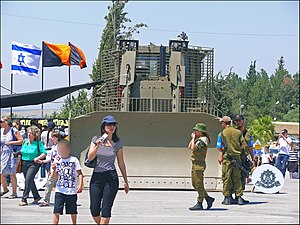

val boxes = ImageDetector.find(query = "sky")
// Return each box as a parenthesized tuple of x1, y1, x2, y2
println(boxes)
(0, 1, 299, 112)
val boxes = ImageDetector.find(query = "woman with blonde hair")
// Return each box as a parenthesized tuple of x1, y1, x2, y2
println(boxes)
(18, 126, 47, 206)
(0, 116, 23, 198)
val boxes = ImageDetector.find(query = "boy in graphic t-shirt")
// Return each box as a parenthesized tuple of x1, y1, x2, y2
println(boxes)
(52, 140, 83, 225)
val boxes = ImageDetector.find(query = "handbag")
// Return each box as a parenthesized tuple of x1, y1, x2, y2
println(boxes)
(84, 145, 97, 168)
(16, 155, 22, 173)
(13, 146, 23, 173)
(11, 128, 22, 152)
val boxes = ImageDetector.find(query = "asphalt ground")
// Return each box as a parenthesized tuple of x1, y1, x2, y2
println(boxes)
(0, 179, 299, 224)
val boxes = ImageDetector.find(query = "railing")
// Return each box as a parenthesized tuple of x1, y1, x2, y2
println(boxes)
(74, 97, 225, 118)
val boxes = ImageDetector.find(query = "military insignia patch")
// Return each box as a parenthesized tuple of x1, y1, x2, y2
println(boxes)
(255, 169, 281, 189)
(252, 164, 284, 194)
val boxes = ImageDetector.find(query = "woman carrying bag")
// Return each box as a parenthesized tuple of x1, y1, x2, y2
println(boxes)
(87, 115, 129, 224)
(18, 126, 47, 206)
(0, 116, 23, 198)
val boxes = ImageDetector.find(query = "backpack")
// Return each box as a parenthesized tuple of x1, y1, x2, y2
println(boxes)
(11, 128, 22, 152)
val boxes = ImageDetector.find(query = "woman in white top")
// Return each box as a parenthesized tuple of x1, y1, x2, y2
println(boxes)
(0, 116, 23, 198)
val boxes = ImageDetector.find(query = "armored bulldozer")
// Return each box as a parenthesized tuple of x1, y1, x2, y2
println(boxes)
(70, 39, 224, 190)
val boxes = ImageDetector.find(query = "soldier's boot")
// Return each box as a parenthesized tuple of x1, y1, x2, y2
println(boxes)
(189, 202, 203, 210)
(235, 196, 249, 204)
(231, 195, 238, 204)
(221, 196, 232, 205)
(236, 196, 245, 205)
(205, 196, 215, 210)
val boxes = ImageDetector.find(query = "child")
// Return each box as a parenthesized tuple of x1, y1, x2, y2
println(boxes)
(39, 131, 61, 207)
(52, 140, 83, 224)
(288, 144, 299, 179)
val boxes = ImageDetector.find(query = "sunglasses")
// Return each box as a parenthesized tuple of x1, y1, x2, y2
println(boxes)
(105, 122, 117, 126)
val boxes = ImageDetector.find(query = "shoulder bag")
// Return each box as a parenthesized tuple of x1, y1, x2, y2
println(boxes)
(84, 145, 97, 168)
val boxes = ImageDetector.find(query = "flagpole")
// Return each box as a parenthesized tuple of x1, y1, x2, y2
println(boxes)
(41, 41, 44, 118)
(68, 65, 71, 119)
(68, 42, 72, 119)
(10, 73, 13, 119)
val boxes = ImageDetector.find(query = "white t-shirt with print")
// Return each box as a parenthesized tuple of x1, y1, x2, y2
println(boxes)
(54, 156, 82, 195)
(278, 137, 292, 155)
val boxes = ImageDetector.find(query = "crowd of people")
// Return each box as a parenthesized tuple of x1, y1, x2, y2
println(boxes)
(252, 131, 299, 179)
(0, 115, 128, 224)
(1, 114, 299, 224)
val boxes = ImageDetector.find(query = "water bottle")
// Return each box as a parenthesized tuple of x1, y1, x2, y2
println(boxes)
(40, 164, 46, 178)
(100, 133, 108, 143)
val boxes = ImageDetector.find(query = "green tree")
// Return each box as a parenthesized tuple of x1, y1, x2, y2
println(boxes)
(213, 71, 231, 114)
(282, 107, 299, 122)
(226, 70, 246, 115)
(213, 68, 246, 118)
(269, 56, 291, 120)
(55, 1, 147, 118)
(246, 69, 273, 122)
(248, 115, 275, 146)
(243, 60, 258, 105)
(245, 60, 257, 88)
(290, 72, 299, 106)
(58, 90, 90, 118)
(90, 0, 147, 82)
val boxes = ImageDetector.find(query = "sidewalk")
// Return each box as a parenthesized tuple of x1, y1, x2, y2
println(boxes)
(1, 179, 299, 224)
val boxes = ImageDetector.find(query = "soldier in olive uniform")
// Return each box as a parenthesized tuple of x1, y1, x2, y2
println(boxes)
(217, 116, 248, 205)
(234, 115, 254, 203)
(188, 123, 215, 210)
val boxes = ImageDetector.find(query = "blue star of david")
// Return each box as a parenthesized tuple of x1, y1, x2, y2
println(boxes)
(18, 53, 25, 65)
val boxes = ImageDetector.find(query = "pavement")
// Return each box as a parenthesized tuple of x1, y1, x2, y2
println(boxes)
(1, 179, 299, 224)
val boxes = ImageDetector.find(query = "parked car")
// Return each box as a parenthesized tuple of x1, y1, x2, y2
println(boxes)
(291, 137, 300, 145)
(269, 148, 279, 157)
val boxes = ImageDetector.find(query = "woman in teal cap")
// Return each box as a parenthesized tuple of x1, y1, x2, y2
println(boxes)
(188, 123, 215, 210)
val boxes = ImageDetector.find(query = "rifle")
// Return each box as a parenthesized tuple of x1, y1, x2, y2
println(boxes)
(220, 132, 250, 178)
(226, 153, 250, 178)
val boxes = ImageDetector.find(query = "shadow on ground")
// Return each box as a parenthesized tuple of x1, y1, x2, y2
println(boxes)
(207, 208, 229, 211)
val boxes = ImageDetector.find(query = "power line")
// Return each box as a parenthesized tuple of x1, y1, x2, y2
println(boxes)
(1, 13, 105, 27)
(1, 12, 298, 37)
(146, 28, 299, 37)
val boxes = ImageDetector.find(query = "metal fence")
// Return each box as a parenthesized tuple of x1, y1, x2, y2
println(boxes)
(77, 97, 224, 118)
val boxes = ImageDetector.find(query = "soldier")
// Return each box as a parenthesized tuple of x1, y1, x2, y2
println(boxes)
(188, 123, 215, 210)
(217, 116, 248, 205)
(234, 114, 254, 203)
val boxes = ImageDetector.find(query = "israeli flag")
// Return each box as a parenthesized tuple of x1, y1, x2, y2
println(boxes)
(11, 41, 42, 77)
